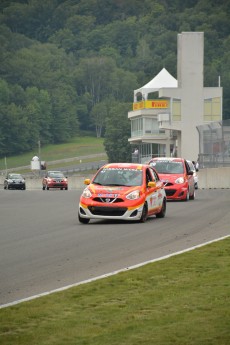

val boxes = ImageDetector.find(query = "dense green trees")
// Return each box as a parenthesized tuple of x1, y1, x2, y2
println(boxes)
(0, 0, 229, 159)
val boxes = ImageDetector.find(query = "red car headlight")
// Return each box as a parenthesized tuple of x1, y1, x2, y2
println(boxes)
(175, 177, 185, 184)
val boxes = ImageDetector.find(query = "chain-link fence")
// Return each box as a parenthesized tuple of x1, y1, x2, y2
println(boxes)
(197, 119, 230, 168)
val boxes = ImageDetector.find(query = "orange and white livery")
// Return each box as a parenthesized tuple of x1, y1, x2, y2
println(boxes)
(78, 163, 166, 224)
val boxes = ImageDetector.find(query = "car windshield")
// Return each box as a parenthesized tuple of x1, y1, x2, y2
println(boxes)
(8, 174, 22, 179)
(48, 172, 64, 178)
(150, 161, 184, 174)
(93, 168, 143, 186)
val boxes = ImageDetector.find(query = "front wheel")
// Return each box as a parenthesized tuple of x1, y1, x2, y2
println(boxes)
(140, 203, 148, 223)
(183, 188, 190, 201)
(78, 213, 90, 224)
(190, 189, 195, 200)
(156, 198, 166, 218)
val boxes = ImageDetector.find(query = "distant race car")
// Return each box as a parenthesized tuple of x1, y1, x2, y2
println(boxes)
(187, 160, 199, 189)
(42, 171, 68, 190)
(4, 173, 26, 190)
(78, 162, 166, 224)
(148, 157, 195, 201)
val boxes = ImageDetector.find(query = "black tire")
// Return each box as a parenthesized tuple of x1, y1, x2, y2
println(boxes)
(78, 213, 90, 224)
(140, 203, 148, 223)
(183, 188, 189, 201)
(156, 198, 166, 218)
(65, 187, 68, 190)
(190, 189, 195, 200)
(4, 185, 6, 190)
(47, 186, 49, 190)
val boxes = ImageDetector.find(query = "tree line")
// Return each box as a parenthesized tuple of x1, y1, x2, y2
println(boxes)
(0, 0, 229, 161)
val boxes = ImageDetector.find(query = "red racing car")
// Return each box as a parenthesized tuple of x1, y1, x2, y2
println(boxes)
(148, 157, 195, 201)
(42, 171, 68, 190)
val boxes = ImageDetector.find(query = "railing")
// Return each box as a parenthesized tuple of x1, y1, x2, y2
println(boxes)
(198, 153, 230, 168)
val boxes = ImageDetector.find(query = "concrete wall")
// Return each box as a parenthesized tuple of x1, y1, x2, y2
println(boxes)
(1, 169, 230, 189)
(198, 167, 230, 189)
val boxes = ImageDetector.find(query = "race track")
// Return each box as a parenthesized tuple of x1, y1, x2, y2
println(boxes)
(0, 188, 229, 306)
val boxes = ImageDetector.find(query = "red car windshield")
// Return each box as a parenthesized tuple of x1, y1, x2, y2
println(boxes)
(150, 161, 184, 174)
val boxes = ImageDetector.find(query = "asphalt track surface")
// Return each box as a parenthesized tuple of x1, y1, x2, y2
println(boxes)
(0, 188, 230, 306)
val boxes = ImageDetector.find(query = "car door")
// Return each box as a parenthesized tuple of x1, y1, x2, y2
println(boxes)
(145, 167, 159, 212)
(185, 160, 195, 194)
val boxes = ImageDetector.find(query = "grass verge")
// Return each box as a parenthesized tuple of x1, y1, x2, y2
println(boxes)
(0, 136, 105, 170)
(0, 238, 229, 345)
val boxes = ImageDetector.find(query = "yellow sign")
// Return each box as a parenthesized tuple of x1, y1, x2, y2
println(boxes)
(133, 100, 168, 110)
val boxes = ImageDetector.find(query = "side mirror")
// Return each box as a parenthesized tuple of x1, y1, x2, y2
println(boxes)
(188, 171, 193, 176)
(84, 179, 91, 185)
(148, 181, 156, 188)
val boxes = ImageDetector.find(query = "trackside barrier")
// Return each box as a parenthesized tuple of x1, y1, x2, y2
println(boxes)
(198, 167, 230, 189)
(0, 168, 230, 190)
(0, 175, 94, 190)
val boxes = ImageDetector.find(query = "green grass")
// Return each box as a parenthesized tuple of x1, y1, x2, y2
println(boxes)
(0, 136, 105, 170)
(0, 238, 229, 345)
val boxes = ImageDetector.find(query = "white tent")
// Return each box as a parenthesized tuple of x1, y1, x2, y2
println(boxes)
(134, 68, 178, 101)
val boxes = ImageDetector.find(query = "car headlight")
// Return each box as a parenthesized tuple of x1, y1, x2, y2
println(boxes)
(126, 190, 140, 200)
(82, 188, 92, 198)
(175, 177, 185, 184)
(8, 179, 13, 182)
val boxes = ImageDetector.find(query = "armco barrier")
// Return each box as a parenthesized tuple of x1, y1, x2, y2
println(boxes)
(0, 175, 93, 190)
(1, 168, 230, 190)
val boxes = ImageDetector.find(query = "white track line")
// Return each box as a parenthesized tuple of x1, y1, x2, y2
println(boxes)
(1, 234, 229, 309)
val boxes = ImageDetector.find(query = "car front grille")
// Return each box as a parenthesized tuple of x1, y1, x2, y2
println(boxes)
(93, 197, 124, 203)
(88, 206, 127, 216)
(165, 189, 177, 196)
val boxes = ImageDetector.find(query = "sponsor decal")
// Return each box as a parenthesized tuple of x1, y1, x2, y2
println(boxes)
(98, 194, 119, 198)
(133, 100, 169, 110)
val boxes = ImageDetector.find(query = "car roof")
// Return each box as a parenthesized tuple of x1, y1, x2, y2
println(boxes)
(100, 163, 150, 170)
(8, 173, 22, 176)
(150, 157, 184, 162)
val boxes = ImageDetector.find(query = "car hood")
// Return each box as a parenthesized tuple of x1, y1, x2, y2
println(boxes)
(9, 178, 24, 181)
(88, 184, 139, 196)
(158, 173, 184, 183)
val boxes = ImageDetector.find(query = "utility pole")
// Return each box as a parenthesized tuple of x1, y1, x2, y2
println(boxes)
(38, 140, 41, 175)
(5, 156, 7, 174)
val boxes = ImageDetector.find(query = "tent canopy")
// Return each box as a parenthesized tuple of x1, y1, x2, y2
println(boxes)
(134, 68, 178, 101)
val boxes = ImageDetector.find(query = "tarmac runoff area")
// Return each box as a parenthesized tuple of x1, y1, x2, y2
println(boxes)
(1, 235, 229, 309)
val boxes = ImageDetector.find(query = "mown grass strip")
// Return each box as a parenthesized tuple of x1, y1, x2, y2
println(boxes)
(0, 238, 229, 345)
(0, 136, 105, 170)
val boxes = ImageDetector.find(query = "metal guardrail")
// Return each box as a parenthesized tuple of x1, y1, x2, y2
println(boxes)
(0, 153, 107, 176)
